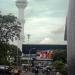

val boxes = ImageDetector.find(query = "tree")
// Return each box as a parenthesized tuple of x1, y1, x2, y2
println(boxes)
(0, 43, 22, 65)
(53, 61, 64, 70)
(53, 61, 67, 75)
(0, 43, 10, 65)
(0, 14, 21, 43)
(0, 13, 21, 65)
(52, 49, 67, 75)
(53, 49, 67, 63)
(9, 44, 22, 65)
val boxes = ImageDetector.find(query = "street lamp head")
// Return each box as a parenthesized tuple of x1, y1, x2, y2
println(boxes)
(27, 34, 30, 40)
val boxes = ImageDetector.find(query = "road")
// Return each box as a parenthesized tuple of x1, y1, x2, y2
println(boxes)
(21, 71, 56, 75)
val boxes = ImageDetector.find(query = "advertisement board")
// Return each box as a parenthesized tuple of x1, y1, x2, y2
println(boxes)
(36, 50, 53, 59)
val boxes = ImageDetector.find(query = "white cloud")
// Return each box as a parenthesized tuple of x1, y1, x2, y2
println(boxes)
(39, 38, 56, 44)
(52, 25, 65, 34)
(39, 37, 67, 44)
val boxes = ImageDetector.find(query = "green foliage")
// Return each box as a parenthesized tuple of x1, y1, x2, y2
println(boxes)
(0, 43, 10, 65)
(52, 49, 67, 75)
(8, 44, 22, 65)
(53, 61, 64, 70)
(0, 13, 21, 65)
(9, 44, 22, 57)
(60, 67, 67, 75)
(53, 49, 67, 63)
(53, 60, 67, 75)
(0, 14, 21, 43)
(0, 43, 22, 65)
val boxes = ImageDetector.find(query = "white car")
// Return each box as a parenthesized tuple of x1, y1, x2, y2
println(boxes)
(0, 65, 5, 70)
(0, 65, 9, 70)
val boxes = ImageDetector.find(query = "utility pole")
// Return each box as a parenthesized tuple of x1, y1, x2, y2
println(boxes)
(27, 34, 31, 70)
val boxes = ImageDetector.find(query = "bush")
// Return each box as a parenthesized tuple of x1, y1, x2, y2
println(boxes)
(53, 61, 64, 70)
(52, 60, 67, 75)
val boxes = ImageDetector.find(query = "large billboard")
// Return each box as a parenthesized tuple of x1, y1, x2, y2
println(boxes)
(36, 50, 53, 59)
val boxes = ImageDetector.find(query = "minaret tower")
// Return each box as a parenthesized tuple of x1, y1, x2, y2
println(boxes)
(16, 0, 27, 50)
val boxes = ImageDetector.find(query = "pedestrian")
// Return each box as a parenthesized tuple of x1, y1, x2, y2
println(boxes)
(45, 67, 51, 75)
(18, 69, 21, 75)
(14, 68, 19, 75)
(56, 72, 62, 75)
(34, 67, 39, 75)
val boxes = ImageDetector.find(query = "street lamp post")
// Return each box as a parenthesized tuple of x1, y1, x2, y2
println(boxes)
(27, 34, 30, 44)
(27, 34, 36, 69)
(29, 48, 35, 64)
(27, 34, 31, 69)
(17, 47, 19, 67)
(29, 48, 36, 69)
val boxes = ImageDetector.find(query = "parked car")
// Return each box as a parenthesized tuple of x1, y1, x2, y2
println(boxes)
(42, 67, 47, 73)
(42, 66, 51, 73)
(0, 65, 12, 75)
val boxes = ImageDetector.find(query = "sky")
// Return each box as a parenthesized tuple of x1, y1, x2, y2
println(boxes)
(0, 0, 69, 44)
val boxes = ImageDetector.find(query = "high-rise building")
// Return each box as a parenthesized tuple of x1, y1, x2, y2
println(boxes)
(65, 0, 75, 75)
(16, 0, 27, 50)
